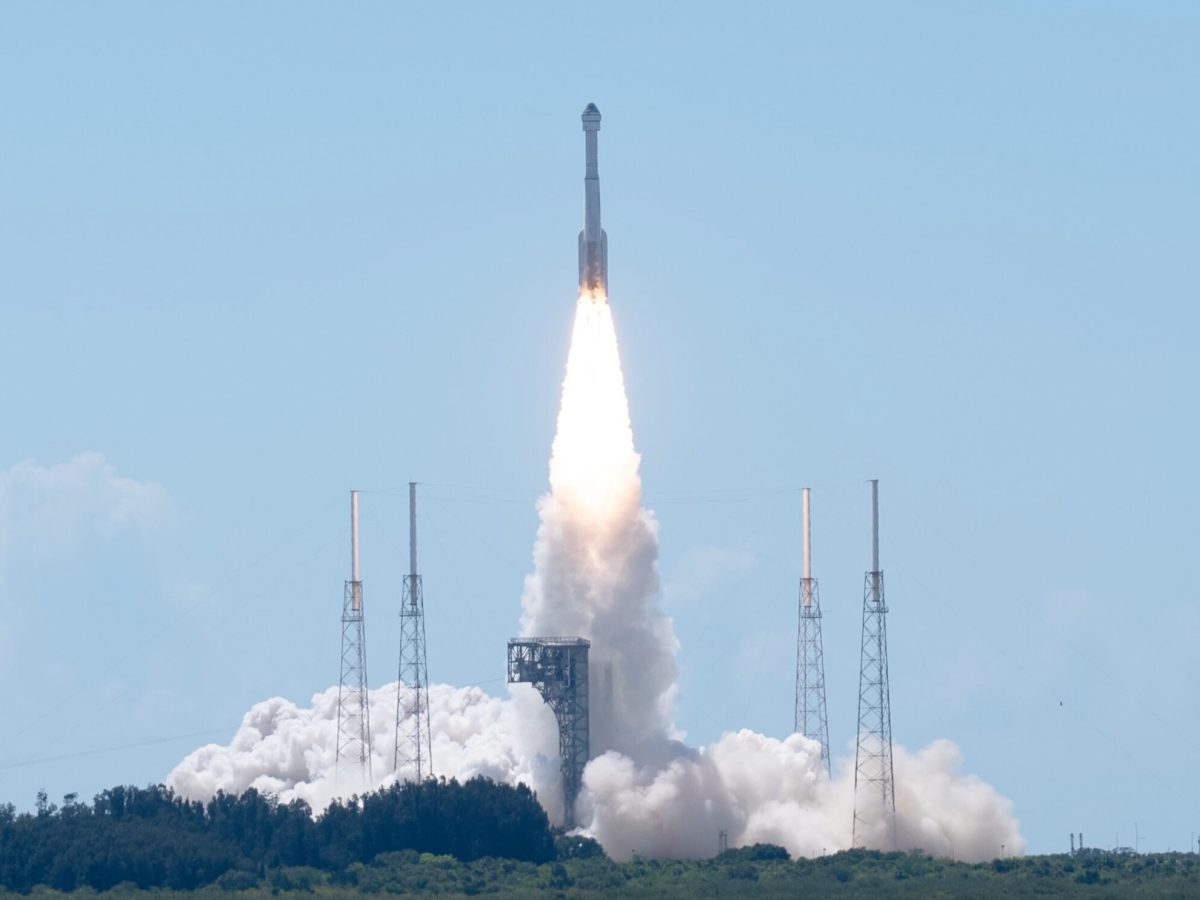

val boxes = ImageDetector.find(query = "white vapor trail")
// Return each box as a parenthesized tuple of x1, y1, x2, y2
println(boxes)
(517, 296, 680, 764)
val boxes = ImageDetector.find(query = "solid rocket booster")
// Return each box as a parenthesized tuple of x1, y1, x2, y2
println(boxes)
(579, 103, 608, 298)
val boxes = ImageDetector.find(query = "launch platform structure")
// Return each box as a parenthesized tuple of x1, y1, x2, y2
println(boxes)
(795, 487, 831, 775)
(395, 482, 433, 781)
(852, 479, 896, 849)
(336, 490, 372, 787)
(507, 637, 590, 828)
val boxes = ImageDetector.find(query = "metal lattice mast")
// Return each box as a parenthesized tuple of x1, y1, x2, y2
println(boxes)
(506, 637, 590, 828)
(795, 487, 831, 775)
(852, 479, 896, 849)
(335, 490, 372, 788)
(395, 482, 433, 781)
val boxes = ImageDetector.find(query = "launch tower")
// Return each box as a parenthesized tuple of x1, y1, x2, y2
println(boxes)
(395, 482, 433, 781)
(507, 637, 590, 828)
(794, 487, 831, 775)
(335, 490, 372, 787)
(852, 479, 897, 849)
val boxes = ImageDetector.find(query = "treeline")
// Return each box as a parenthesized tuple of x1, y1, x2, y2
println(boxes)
(0, 777, 555, 892)
(4, 783, 1200, 897)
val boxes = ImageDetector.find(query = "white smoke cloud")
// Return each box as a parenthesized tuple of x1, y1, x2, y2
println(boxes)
(0, 452, 170, 565)
(167, 684, 1023, 861)
(169, 296, 1025, 862)
(580, 732, 1023, 861)
(168, 682, 561, 817)
(518, 298, 680, 761)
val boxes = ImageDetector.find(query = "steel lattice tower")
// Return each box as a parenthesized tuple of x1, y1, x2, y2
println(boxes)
(336, 490, 372, 788)
(795, 487, 831, 775)
(507, 637, 590, 828)
(852, 479, 896, 849)
(395, 482, 433, 781)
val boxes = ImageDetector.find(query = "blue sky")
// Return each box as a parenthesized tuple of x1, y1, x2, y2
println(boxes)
(1, 1, 1197, 854)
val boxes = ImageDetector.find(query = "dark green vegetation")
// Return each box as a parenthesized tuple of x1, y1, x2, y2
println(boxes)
(0, 780, 552, 892)
(2, 784, 1199, 897)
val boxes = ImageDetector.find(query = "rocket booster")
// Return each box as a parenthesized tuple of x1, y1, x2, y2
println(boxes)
(579, 103, 608, 299)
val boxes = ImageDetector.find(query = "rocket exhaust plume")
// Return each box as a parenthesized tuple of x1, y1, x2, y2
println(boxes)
(167, 103, 1026, 862)
(515, 294, 680, 771)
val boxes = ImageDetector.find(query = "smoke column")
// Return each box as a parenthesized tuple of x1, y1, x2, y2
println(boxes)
(168, 291, 1025, 861)
(517, 293, 679, 763)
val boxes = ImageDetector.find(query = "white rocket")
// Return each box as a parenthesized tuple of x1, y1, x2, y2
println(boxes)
(579, 103, 608, 298)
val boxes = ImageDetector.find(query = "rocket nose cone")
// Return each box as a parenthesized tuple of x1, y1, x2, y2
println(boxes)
(581, 102, 602, 131)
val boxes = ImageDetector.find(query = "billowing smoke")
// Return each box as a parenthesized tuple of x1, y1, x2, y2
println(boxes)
(168, 683, 561, 819)
(580, 733, 1022, 861)
(167, 683, 1022, 861)
(168, 295, 1025, 861)
(517, 296, 679, 762)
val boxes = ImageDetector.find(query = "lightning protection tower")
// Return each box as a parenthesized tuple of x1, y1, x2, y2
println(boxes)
(507, 637, 590, 828)
(336, 490, 372, 788)
(795, 487, 831, 775)
(852, 479, 896, 849)
(395, 482, 433, 781)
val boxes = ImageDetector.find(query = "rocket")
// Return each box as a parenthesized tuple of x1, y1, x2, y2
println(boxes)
(579, 103, 608, 299)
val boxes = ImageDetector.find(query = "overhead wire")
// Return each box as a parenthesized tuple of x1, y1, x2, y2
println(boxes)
(0, 492, 346, 760)
(890, 506, 1200, 817)
(11, 475, 1074, 792)
(0, 727, 241, 773)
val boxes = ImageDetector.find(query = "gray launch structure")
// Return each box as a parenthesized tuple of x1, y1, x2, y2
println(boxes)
(507, 637, 590, 828)
(395, 482, 433, 781)
(336, 491, 372, 787)
(852, 479, 897, 849)
(795, 487, 831, 775)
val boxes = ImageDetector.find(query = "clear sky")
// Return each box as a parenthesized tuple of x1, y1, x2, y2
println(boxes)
(1, 1, 1197, 855)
